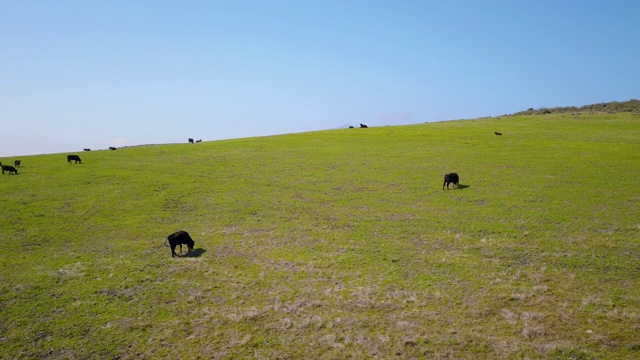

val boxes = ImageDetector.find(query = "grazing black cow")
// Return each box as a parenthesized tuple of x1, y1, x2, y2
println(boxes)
(360, 123, 368, 128)
(188, 138, 194, 144)
(349, 126, 354, 128)
(67, 155, 82, 164)
(0, 162, 18, 175)
(84, 148, 91, 151)
(443, 172, 459, 190)
(196, 139, 202, 143)
(109, 147, 117, 150)
(494, 132, 502, 136)
(165, 231, 195, 257)
(14, 160, 21, 168)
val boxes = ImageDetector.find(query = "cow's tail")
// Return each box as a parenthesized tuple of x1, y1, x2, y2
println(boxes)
(164, 238, 170, 247)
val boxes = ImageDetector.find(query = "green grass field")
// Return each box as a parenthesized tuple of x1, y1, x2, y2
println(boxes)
(1, 113, 639, 359)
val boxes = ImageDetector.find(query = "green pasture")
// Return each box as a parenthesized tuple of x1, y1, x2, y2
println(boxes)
(0, 113, 638, 359)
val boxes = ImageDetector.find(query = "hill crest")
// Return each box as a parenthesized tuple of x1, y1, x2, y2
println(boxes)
(512, 99, 640, 115)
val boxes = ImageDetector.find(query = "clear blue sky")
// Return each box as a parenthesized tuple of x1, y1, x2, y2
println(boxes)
(1, 1, 638, 157)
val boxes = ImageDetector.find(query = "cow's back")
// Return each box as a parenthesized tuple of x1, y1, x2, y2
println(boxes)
(169, 230, 188, 240)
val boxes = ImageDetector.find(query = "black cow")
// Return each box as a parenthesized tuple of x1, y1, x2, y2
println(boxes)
(109, 147, 117, 150)
(84, 148, 91, 151)
(165, 231, 195, 257)
(494, 132, 502, 136)
(188, 138, 194, 144)
(67, 155, 82, 164)
(349, 126, 354, 128)
(360, 123, 368, 128)
(196, 139, 202, 143)
(443, 172, 459, 190)
(14, 160, 21, 168)
(0, 162, 18, 175)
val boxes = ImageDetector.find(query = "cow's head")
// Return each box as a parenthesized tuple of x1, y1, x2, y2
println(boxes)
(187, 239, 195, 252)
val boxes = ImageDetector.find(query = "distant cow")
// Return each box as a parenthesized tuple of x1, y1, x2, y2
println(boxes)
(494, 132, 502, 136)
(360, 123, 368, 128)
(84, 148, 91, 151)
(0, 162, 18, 175)
(443, 173, 459, 190)
(196, 139, 202, 143)
(14, 160, 21, 168)
(67, 155, 82, 164)
(165, 231, 195, 257)
(349, 126, 354, 128)
(109, 147, 117, 150)
(188, 138, 194, 144)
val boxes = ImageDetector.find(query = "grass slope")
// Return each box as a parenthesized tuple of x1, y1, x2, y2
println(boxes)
(1, 113, 639, 359)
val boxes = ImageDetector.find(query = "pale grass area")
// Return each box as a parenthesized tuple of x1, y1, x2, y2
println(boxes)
(106, 241, 634, 359)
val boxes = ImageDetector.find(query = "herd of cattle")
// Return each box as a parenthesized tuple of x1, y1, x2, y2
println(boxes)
(3, 128, 472, 193)
(3, 137, 207, 174)
(4, 132, 478, 258)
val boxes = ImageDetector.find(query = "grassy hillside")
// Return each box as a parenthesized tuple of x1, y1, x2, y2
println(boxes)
(1, 113, 639, 359)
